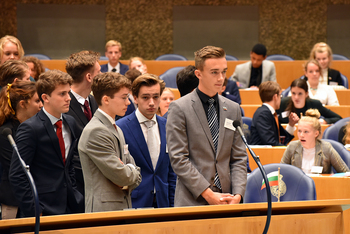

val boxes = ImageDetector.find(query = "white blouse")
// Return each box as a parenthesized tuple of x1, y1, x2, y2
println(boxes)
(301, 147, 316, 174)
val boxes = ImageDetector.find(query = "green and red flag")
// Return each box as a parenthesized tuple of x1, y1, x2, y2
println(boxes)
(261, 171, 279, 190)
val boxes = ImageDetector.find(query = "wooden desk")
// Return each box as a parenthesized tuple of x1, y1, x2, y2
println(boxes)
(0, 200, 349, 234)
(247, 147, 286, 171)
(241, 104, 350, 118)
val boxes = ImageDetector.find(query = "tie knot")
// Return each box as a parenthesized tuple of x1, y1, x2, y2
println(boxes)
(274, 112, 278, 117)
(55, 119, 62, 128)
(208, 98, 215, 105)
(111, 68, 117, 72)
(84, 100, 89, 108)
(144, 120, 154, 128)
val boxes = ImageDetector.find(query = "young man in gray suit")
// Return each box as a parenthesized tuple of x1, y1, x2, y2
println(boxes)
(166, 46, 248, 206)
(78, 72, 141, 212)
(230, 43, 276, 89)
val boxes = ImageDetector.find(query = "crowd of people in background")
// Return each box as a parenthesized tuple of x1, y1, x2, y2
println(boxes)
(0, 34, 349, 220)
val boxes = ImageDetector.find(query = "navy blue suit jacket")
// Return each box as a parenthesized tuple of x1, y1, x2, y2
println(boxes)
(250, 105, 294, 146)
(115, 98, 136, 121)
(223, 79, 241, 105)
(116, 112, 176, 208)
(100, 62, 129, 75)
(9, 110, 84, 217)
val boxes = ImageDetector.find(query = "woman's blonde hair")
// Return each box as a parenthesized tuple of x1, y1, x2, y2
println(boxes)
(309, 42, 333, 66)
(299, 109, 321, 137)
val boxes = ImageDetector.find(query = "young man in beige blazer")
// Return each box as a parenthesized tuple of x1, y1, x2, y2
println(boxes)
(78, 72, 141, 212)
(166, 46, 248, 206)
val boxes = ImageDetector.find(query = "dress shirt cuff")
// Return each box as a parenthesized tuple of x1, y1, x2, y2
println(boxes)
(286, 124, 296, 135)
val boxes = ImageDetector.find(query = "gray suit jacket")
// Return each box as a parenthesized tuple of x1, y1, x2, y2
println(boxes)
(166, 91, 247, 207)
(281, 140, 349, 173)
(78, 110, 141, 212)
(230, 60, 276, 88)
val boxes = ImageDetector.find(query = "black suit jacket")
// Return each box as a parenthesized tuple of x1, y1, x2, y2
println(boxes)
(327, 68, 343, 86)
(100, 62, 129, 75)
(66, 93, 98, 196)
(250, 105, 294, 146)
(0, 119, 20, 206)
(9, 110, 83, 217)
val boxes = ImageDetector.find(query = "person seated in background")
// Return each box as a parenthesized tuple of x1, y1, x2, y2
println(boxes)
(78, 72, 141, 212)
(295, 60, 339, 106)
(309, 42, 343, 86)
(157, 88, 174, 117)
(250, 81, 298, 146)
(115, 68, 142, 120)
(22, 56, 45, 81)
(0, 35, 24, 66)
(338, 121, 350, 145)
(230, 43, 276, 89)
(281, 109, 349, 174)
(129, 57, 147, 74)
(116, 74, 176, 208)
(0, 60, 31, 88)
(278, 78, 342, 124)
(176, 65, 199, 97)
(0, 81, 42, 219)
(219, 78, 241, 105)
(100, 40, 129, 75)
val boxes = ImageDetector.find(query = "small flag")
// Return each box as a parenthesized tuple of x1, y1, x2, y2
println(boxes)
(261, 171, 279, 190)
(223, 106, 227, 111)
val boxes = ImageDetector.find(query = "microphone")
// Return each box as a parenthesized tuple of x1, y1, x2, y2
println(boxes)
(232, 120, 272, 234)
(1, 128, 40, 234)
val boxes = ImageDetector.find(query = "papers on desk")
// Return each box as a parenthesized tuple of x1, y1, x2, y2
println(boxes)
(248, 145, 272, 148)
(331, 172, 350, 177)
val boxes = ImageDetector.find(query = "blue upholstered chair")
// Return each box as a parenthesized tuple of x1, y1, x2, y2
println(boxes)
(159, 66, 185, 88)
(242, 117, 252, 143)
(322, 117, 350, 141)
(155, 54, 187, 61)
(322, 139, 350, 173)
(225, 55, 239, 61)
(341, 74, 348, 89)
(25, 54, 51, 60)
(244, 163, 316, 203)
(266, 54, 294, 61)
(332, 54, 349, 61)
(99, 56, 108, 60)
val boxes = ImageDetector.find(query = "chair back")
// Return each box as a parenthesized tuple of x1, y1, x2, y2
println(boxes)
(332, 54, 349, 61)
(242, 117, 252, 142)
(155, 54, 187, 61)
(225, 55, 239, 61)
(322, 117, 350, 141)
(25, 54, 51, 60)
(322, 139, 350, 173)
(340, 74, 348, 89)
(159, 67, 185, 88)
(244, 163, 316, 203)
(266, 54, 294, 61)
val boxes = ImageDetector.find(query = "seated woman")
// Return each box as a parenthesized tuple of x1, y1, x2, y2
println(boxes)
(281, 109, 349, 174)
(0, 35, 24, 66)
(301, 59, 339, 106)
(22, 56, 45, 81)
(157, 88, 174, 117)
(310, 42, 343, 86)
(129, 57, 147, 74)
(339, 121, 350, 145)
(278, 78, 341, 124)
(0, 81, 42, 219)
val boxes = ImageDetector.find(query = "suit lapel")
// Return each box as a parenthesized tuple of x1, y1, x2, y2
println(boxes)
(128, 113, 154, 170)
(294, 143, 303, 168)
(88, 95, 98, 114)
(216, 96, 227, 158)
(69, 92, 89, 126)
(314, 140, 323, 166)
(155, 115, 166, 171)
(191, 92, 216, 153)
(62, 114, 77, 164)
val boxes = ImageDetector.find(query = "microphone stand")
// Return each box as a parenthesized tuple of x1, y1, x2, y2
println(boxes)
(236, 126, 272, 234)
(8, 135, 40, 234)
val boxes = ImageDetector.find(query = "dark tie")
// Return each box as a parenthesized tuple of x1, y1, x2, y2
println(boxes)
(208, 98, 221, 190)
(83, 100, 92, 121)
(54, 120, 65, 165)
(111, 68, 117, 72)
(274, 112, 280, 143)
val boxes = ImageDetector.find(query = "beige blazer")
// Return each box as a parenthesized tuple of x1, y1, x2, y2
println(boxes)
(230, 60, 276, 88)
(281, 140, 350, 173)
(78, 110, 141, 212)
(166, 91, 247, 207)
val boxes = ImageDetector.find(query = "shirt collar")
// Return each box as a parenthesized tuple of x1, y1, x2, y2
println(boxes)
(43, 107, 62, 125)
(108, 62, 120, 72)
(196, 88, 219, 104)
(97, 108, 116, 125)
(70, 89, 88, 106)
(263, 103, 275, 115)
(135, 108, 157, 124)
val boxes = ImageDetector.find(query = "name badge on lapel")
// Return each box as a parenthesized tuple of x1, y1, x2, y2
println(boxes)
(224, 118, 235, 131)
(124, 144, 129, 155)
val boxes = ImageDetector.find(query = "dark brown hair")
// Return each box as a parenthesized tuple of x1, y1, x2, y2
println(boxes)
(194, 46, 225, 71)
(0, 60, 29, 87)
(285, 78, 309, 113)
(22, 56, 45, 81)
(132, 73, 165, 97)
(259, 81, 281, 103)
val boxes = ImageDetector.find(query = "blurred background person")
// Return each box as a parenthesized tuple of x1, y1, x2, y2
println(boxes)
(157, 88, 174, 117)
(129, 57, 147, 74)
(22, 56, 45, 81)
(281, 109, 349, 174)
(339, 121, 350, 145)
(0, 60, 30, 89)
(0, 81, 42, 219)
(0, 35, 24, 66)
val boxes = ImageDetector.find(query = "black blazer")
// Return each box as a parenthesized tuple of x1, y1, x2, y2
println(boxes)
(66, 92, 98, 196)
(250, 105, 294, 146)
(100, 62, 129, 75)
(9, 110, 83, 217)
(327, 68, 343, 86)
(277, 97, 342, 124)
(0, 119, 20, 206)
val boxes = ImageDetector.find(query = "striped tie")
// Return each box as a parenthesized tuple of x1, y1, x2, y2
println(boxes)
(208, 98, 221, 190)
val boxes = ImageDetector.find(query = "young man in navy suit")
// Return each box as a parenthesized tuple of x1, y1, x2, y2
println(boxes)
(100, 40, 129, 75)
(9, 70, 83, 217)
(116, 74, 176, 208)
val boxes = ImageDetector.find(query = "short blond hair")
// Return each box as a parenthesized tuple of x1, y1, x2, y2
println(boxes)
(194, 46, 225, 71)
(105, 40, 122, 52)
